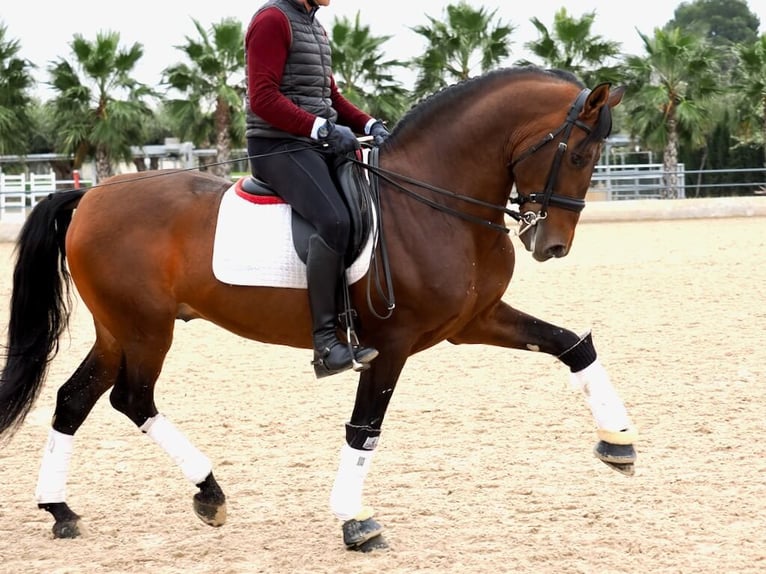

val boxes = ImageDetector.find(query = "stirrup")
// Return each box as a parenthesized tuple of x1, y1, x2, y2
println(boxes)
(338, 272, 379, 373)
(312, 343, 355, 378)
(342, 315, 378, 371)
(313, 359, 354, 379)
(312, 343, 378, 378)
(353, 346, 378, 368)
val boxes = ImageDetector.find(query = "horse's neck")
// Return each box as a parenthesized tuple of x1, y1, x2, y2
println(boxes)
(377, 145, 509, 246)
(381, 122, 510, 208)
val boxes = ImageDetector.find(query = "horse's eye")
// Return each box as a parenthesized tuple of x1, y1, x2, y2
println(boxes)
(570, 153, 586, 168)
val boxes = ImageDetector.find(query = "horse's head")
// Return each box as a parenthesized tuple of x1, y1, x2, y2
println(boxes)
(510, 82, 625, 261)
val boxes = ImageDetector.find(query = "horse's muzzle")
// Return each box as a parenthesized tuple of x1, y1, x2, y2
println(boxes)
(521, 224, 570, 261)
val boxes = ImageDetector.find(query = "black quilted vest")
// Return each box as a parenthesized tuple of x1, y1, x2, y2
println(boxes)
(245, 0, 337, 140)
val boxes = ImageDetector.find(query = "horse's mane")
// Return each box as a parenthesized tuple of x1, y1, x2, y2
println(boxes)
(385, 66, 612, 150)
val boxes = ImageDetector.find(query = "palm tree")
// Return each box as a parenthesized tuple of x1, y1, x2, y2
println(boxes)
(330, 12, 410, 125)
(0, 23, 36, 156)
(622, 27, 720, 198)
(47, 30, 155, 182)
(734, 35, 766, 166)
(410, 1, 515, 100)
(518, 8, 623, 86)
(162, 18, 245, 179)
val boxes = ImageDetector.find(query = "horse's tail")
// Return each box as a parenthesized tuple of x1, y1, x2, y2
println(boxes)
(0, 189, 86, 439)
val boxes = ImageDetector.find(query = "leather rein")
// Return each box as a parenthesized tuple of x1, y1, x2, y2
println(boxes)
(349, 88, 597, 319)
(356, 88, 595, 237)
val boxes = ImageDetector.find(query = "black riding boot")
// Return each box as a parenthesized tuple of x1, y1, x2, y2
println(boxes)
(307, 234, 378, 378)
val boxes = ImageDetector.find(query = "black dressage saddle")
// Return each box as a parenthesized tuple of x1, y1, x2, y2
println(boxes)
(239, 156, 374, 266)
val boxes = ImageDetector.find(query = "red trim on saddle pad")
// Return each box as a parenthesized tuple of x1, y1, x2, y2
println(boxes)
(234, 177, 285, 205)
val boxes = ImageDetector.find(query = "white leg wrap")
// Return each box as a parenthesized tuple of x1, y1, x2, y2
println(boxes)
(35, 429, 75, 504)
(140, 414, 212, 485)
(330, 444, 375, 521)
(570, 360, 634, 434)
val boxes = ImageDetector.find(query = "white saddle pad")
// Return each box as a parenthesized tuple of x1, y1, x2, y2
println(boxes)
(211, 179, 374, 289)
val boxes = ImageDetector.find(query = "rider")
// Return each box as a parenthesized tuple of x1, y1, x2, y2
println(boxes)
(245, 0, 390, 378)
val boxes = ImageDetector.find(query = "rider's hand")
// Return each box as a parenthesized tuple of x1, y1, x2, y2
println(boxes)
(317, 120, 360, 155)
(369, 121, 390, 147)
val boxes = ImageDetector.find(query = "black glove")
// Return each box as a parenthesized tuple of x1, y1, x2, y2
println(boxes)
(369, 120, 390, 147)
(317, 120, 360, 154)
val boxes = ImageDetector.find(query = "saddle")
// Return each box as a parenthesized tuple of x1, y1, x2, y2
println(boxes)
(239, 156, 375, 266)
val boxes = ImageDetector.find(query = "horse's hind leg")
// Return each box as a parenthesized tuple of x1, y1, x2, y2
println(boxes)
(452, 302, 637, 474)
(106, 324, 226, 528)
(37, 332, 123, 538)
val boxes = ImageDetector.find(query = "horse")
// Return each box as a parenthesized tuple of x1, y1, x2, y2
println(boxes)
(0, 67, 636, 551)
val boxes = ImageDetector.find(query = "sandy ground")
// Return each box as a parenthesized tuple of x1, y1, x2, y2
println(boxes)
(1, 215, 765, 574)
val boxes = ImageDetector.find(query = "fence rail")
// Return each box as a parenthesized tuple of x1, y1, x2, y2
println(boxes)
(591, 164, 766, 200)
(0, 178, 93, 221)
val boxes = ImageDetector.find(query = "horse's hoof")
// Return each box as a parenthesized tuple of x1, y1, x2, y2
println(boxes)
(342, 516, 384, 550)
(603, 461, 635, 476)
(193, 493, 227, 527)
(52, 519, 81, 539)
(352, 534, 389, 553)
(594, 440, 636, 476)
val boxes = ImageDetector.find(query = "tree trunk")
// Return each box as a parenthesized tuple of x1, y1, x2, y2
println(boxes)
(662, 116, 680, 199)
(50, 161, 73, 181)
(762, 96, 766, 168)
(95, 146, 113, 183)
(211, 100, 232, 179)
(694, 146, 708, 198)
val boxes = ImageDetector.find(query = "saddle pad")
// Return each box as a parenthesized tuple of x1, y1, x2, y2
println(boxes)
(211, 180, 374, 289)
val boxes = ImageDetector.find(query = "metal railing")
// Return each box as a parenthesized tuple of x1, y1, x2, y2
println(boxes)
(590, 164, 766, 200)
(591, 163, 686, 200)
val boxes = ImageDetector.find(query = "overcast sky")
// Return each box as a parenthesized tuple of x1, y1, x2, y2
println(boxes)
(3, 1, 764, 99)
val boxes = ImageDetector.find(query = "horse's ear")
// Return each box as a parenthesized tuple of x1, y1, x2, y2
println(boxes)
(582, 84, 610, 119)
(582, 83, 624, 119)
(608, 85, 626, 108)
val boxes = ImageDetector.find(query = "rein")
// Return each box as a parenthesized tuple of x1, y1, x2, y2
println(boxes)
(363, 148, 396, 319)
(348, 88, 597, 318)
(350, 88, 597, 239)
(349, 155, 516, 235)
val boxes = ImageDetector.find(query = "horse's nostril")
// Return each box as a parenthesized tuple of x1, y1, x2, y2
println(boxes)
(547, 244, 568, 258)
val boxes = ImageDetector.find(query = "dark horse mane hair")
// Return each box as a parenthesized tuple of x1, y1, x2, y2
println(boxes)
(386, 66, 612, 150)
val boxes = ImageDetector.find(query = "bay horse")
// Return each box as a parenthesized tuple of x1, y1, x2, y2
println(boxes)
(0, 67, 636, 550)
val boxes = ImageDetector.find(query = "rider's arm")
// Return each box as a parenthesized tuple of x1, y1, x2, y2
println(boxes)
(330, 76, 377, 135)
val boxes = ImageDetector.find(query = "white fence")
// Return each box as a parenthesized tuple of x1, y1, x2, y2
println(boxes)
(0, 176, 93, 221)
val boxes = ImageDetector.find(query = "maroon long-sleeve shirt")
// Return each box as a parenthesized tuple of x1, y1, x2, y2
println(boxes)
(245, 7, 372, 138)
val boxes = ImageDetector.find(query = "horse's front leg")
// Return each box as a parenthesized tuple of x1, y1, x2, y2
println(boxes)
(452, 302, 637, 474)
(329, 355, 407, 552)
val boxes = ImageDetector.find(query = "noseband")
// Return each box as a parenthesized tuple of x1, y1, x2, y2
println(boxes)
(509, 88, 593, 235)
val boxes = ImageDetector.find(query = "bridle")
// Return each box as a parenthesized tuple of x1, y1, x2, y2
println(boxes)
(508, 88, 594, 236)
(341, 87, 605, 241)
(348, 88, 604, 240)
